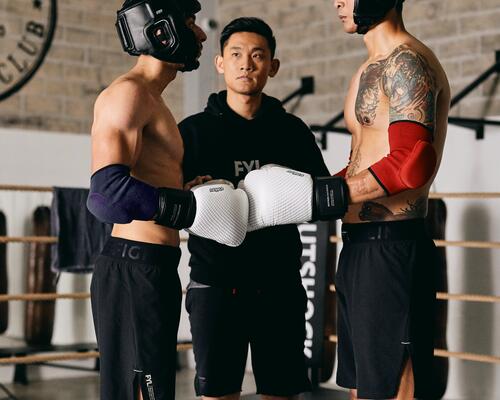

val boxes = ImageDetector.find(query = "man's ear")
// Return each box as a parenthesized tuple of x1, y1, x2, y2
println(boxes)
(215, 55, 224, 74)
(269, 58, 280, 78)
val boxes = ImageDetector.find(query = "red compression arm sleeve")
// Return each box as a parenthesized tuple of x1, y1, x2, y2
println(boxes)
(334, 166, 348, 178)
(368, 121, 437, 195)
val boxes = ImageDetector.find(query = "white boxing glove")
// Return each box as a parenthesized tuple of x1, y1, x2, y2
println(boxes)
(187, 180, 249, 247)
(240, 164, 313, 232)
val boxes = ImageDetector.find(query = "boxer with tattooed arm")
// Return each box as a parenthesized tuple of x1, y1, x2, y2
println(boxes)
(331, 0, 450, 399)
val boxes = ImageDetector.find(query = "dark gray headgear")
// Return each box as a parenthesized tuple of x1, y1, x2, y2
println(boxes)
(116, 0, 202, 71)
(354, 0, 404, 34)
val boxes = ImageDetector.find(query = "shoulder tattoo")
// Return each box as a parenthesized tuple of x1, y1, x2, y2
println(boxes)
(355, 45, 437, 129)
(383, 45, 437, 128)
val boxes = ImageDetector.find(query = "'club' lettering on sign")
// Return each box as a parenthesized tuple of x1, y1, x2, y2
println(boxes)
(0, 0, 57, 101)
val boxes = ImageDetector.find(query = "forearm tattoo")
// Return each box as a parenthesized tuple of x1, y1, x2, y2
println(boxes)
(347, 171, 385, 203)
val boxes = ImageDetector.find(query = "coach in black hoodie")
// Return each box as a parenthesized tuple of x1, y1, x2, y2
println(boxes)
(179, 18, 330, 400)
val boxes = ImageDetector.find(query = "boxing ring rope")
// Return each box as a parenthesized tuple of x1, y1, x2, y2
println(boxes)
(0, 289, 189, 302)
(0, 343, 194, 366)
(2, 236, 499, 249)
(0, 293, 90, 302)
(0, 236, 57, 244)
(0, 185, 53, 192)
(435, 292, 500, 303)
(0, 352, 100, 365)
(327, 335, 500, 364)
(429, 192, 500, 199)
(432, 240, 500, 249)
(329, 236, 500, 249)
(2, 184, 500, 199)
(4, 287, 500, 304)
(328, 285, 500, 304)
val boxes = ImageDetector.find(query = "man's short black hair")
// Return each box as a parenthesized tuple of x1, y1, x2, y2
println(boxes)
(220, 17, 277, 58)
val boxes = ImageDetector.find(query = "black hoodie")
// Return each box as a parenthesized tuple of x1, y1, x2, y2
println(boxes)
(179, 91, 330, 288)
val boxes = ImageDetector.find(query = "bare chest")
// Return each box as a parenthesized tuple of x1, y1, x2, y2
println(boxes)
(135, 102, 183, 184)
(343, 60, 392, 179)
(346, 59, 390, 135)
(148, 102, 183, 155)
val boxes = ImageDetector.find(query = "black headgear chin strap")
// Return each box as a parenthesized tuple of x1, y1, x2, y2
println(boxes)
(354, 0, 404, 35)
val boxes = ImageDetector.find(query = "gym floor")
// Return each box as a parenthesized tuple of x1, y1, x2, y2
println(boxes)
(0, 368, 350, 400)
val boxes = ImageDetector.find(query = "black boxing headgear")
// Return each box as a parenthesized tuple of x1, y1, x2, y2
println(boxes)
(116, 0, 202, 71)
(354, 0, 404, 34)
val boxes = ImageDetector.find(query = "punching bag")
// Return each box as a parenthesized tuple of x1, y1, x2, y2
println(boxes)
(299, 221, 338, 384)
(25, 206, 57, 346)
(0, 211, 8, 334)
(425, 199, 449, 399)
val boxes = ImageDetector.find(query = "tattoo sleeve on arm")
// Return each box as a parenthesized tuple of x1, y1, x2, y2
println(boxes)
(383, 46, 437, 129)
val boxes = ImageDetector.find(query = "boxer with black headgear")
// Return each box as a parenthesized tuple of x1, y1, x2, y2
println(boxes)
(87, 2, 247, 400)
(330, 0, 450, 398)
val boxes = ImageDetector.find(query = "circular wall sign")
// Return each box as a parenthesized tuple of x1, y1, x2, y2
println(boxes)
(0, 0, 57, 101)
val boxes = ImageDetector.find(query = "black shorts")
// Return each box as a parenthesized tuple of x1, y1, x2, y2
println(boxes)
(335, 219, 437, 399)
(91, 237, 182, 400)
(186, 282, 311, 397)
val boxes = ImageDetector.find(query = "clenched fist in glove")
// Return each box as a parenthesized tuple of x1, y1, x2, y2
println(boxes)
(187, 180, 249, 247)
(239, 164, 349, 232)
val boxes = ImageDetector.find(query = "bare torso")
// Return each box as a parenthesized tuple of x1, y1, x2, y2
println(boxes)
(343, 35, 450, 223)
(91, 72, 184, 246)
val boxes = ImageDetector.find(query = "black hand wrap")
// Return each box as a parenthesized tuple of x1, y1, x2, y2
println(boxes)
(155, 188, 197, 229)
(313, 176, 349, 221)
